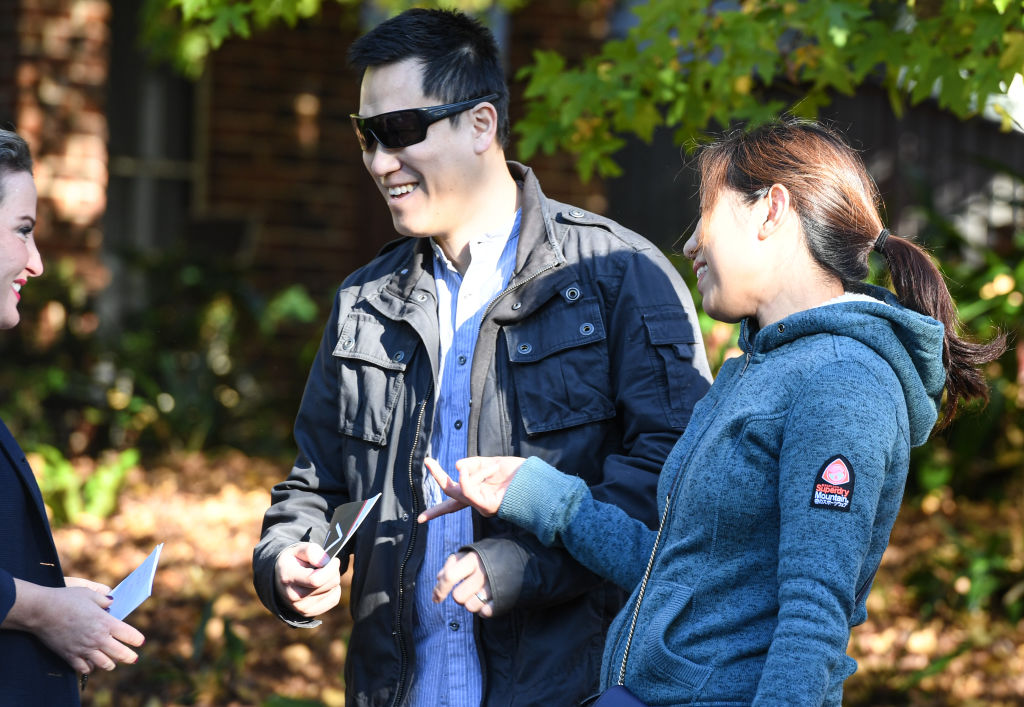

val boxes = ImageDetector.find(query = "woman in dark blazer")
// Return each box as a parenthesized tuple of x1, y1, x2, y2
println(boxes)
(0, 129, 144, 704)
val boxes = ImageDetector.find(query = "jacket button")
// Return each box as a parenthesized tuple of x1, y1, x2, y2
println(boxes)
(341, 338, 354, 350)
(518, 343, 532, 354)
(392, 351, 405, 362)
(416, 293, 428, 302)
(568, 209, 585, 218)
(777, 324, 785, 333)
(580, 322, 594, 336)
(511, 302, 522, 310)
(401, 513, 409, 522)
(564, 286, 581, 301)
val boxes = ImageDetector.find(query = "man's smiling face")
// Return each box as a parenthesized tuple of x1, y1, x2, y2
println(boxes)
(357, 58, 479, 241)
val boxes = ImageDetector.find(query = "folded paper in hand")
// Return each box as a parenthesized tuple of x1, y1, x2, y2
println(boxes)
(108, 543, 163, 621)
(320, 493, 382, 565)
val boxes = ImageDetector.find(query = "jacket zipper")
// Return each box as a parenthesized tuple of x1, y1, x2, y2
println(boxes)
(391, 382, 433, 707)
(480, 259, 559, 324)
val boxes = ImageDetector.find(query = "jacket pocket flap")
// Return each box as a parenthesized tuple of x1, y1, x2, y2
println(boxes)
(504, 299, 607, 363)
(332, 313, 413, 371)
(643, 309, 698, 350)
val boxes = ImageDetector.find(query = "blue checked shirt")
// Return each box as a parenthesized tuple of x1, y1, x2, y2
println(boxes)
(407, 210, 521, 707)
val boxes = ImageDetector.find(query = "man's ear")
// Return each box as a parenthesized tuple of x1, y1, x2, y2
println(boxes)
(758, 183, 792, 241)
(468, 101, 499, 154)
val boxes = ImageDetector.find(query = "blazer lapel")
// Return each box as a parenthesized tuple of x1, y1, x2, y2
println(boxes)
(0, 418, 52, 532)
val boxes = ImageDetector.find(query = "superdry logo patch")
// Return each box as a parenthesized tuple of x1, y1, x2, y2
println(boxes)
(810, 455, 855, 512)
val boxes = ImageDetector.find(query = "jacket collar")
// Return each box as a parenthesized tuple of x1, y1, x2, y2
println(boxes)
(374, 160, 568, 314)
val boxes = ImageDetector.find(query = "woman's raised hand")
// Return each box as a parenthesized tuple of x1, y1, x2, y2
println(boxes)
(417, 456, 526, 523)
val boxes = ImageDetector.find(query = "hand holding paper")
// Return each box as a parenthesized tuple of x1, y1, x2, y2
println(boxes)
(319, 493, 382, 567)
(108, 543, 163, 621)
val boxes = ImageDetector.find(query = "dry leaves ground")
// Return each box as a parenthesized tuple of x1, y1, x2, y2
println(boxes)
(49, 451, 1024, 706)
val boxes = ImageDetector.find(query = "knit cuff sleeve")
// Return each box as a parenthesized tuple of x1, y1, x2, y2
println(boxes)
(498, 456, 587, 546)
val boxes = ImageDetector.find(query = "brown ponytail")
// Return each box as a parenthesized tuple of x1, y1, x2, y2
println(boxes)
(697, 117, 1006, 427)
(876, 233, 1006, 427)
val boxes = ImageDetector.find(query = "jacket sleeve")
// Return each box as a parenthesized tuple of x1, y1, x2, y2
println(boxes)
(498, 456, 658, 592)
(0, 569, 14, 624)
(754, 360, 904, 705)
(466, 248, 711, 612)
(251, 293, 352, 627)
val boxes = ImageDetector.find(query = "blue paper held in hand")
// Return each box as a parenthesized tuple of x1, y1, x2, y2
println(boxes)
(107, 543, 163, 621)
(319, 493, 382, 566)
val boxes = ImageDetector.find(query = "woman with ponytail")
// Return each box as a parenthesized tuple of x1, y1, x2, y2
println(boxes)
(418, 117, 1005, 706)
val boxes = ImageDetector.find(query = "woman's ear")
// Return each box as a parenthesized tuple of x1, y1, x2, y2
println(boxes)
(758, 183, 792, 241)
(469, 101, 499, 154)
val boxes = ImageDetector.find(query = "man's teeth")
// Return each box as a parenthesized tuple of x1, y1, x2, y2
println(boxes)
(388, 184, 416, 196)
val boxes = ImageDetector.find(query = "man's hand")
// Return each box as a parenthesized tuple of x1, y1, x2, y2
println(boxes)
(417, 456, 525, 523)
(4, 579, 144, 675)
(432, 550, 495, 618)
(273, 542, 343, 618)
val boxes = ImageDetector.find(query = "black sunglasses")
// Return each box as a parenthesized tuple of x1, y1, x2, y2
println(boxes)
(350, 93, 500, 152)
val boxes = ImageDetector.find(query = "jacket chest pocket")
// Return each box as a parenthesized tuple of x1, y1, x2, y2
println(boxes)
(332, 312, 418, 445)
(503, 296, 615, 435)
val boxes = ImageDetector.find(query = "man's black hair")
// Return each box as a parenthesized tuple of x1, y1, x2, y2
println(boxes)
(348, 9, 510, 147)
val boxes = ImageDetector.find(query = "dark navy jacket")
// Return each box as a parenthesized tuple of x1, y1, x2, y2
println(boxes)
(0, 418, 80, 705)
(254, 163, 712, 707)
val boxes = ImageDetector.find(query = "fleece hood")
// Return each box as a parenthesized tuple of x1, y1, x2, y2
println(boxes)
(740, 283, 946, 446)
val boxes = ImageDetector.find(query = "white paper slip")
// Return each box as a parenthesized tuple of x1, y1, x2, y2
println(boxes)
(321, 493, 382, 564)
(108, 543, 163, 621)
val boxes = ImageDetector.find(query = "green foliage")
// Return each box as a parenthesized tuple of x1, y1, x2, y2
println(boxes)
(516, 0, 1024, 179)
(903, 509, 1024, 621)
(32, 445, 139, 527)
(0, 251, 319, 459)
(140, 0, 1024, 179)
(140, 0, 528, 79)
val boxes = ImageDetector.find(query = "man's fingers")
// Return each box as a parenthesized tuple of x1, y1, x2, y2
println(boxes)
(418, 497, 467, 523)
(292, 542, 330, 569)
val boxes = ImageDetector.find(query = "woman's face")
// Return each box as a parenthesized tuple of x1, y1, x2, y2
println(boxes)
(683, 187, 767, 324)
(0, 170, 42, 330)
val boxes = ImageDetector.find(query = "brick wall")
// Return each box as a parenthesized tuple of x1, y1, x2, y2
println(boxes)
(1, 0, 111, 293)
(200, 1, 613, 306)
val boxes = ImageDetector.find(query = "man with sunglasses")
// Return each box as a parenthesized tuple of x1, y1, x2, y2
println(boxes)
(253, 8, 711, 707)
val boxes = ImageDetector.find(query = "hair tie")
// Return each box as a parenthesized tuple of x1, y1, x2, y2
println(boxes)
(874, 228, 890, 253)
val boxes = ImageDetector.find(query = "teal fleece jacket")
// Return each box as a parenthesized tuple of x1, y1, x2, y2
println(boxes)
(499, 285, 945, 706)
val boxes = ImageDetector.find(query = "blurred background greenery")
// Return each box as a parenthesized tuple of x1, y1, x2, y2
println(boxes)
(1, 0, 1022, 704)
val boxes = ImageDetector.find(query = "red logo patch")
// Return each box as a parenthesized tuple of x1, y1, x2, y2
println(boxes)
(810, 454, 856, 512)
(822, 458, 850, 485)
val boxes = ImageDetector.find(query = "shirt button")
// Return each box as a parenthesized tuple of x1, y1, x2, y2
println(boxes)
(457, 355, 467, 365)
(454, 420, 463, 430)
(449, 622, 460, 631)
